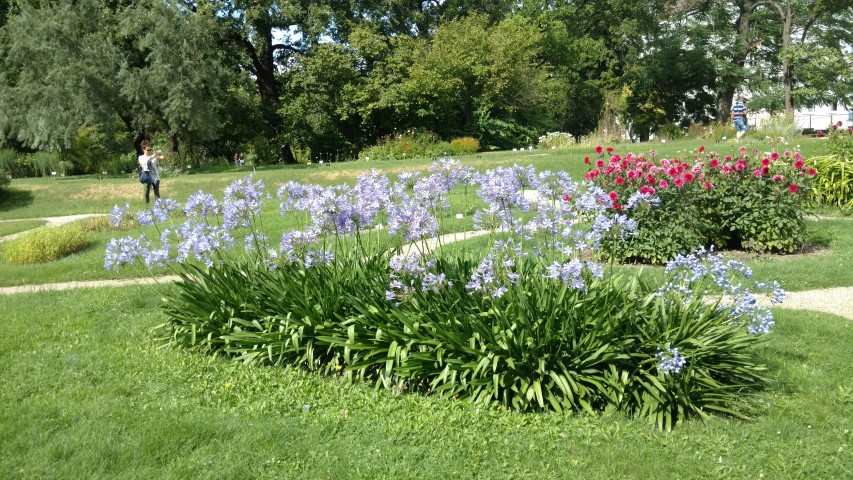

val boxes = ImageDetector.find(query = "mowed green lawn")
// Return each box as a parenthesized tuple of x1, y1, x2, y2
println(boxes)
(1, 138, 851, 478)
(0, 287, 851, 479)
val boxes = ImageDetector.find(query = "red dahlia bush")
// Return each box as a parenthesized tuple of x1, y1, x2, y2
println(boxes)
(585, 145, 816, 263)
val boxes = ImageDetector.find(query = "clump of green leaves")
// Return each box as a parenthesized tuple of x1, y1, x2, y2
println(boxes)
(808, 154, 853, 207)
(3, 224, 88, 264)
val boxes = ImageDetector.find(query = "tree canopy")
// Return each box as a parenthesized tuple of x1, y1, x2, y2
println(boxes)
(0, 0, 850, 165)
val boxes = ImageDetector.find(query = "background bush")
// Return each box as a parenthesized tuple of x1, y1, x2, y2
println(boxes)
(3, 224, 88, 264)
(449, 137, 480, 155)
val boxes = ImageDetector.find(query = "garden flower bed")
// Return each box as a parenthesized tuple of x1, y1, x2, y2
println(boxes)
(105, 153, 794, 429)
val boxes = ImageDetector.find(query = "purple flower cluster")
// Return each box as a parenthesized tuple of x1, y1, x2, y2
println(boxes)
(658, 247, 785, 335)
(465, 240, 523, 298)
(109, 203, 132, 228)
(385, 253, 449, 304)
(223, 176, 266, 230)
(184, 191, 221, 218)
(545, 259, 603, 291)
(656, 344, 687, 375)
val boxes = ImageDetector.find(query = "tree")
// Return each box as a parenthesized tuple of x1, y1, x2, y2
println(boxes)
(0, 0, 240, 162)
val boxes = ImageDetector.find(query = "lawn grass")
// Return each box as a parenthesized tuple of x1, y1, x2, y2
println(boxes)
(1, 286, 850, 479)
(0, 137, 831, 220)
(0, 218, 46, 237)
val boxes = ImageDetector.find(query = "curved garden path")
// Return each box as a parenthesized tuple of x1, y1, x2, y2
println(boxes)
(1, 214, 851, 320)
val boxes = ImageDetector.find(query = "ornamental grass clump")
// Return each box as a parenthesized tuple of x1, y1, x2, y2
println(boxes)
(4, 224, 87, 264)
(583, 145, 816, 263)
(106, 160, 787, 429)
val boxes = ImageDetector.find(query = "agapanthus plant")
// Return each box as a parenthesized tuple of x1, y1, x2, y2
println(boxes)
(106, 158, 788, 429)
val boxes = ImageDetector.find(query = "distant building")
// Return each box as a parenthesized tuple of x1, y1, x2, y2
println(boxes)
(794, 103, 852, 131)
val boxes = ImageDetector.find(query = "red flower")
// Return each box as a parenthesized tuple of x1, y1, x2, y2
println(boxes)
(770, 152, 779, 161)
(762, 166, 770, 175)
(698, 145, 705, 154)
(709, 159, 720, 168)
(761, 158, 770, 167)
(640, 185, 656, 196)
(807, 168, 817, 177)
(563, 194, 572, 202)
(611, 202, 621, 210)
(683, 172, 695, 183)
(609, 191, 618, 201)
(595, 145, 604, 155)
(595, 159, 605, 168)
(794, 159, 804, 169)
(584, 156, 590, 164)
(817, 130, 825, 137)
(606, 147, 614, 154)
(789, 183, 799, 193)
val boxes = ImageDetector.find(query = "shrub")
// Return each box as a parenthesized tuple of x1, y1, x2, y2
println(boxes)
(450, 137, 480, 155)
(655, 124, 685, 141)
(537, 132, 576, 149)
(0, 173, 9, 189)
(827, 122, 853, 161)
(757, 115, 801, 148)
(359, 129, 451, 161)
(585, 145, 815, 263)
(3, 224, 88, 264)
(108, 165, 786, 428)
(686, 124, 711, 139)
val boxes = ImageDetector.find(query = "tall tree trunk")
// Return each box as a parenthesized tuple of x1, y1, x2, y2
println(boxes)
(780, 1, 794, 116)
(717, 3, 753, 121)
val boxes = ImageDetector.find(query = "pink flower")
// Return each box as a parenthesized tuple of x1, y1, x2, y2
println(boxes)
(770, 152, 779, 161)
(772, 174, 783, 183)
(649, 150, 657, 157)
(640, 186, 656, 196)
(794, 159, 804, 169)
(595, 145, 604, 155)
(807, 168, 817, 177)
(563, 194, 571, 202)
(674, 177, 685, 187)
(753, 169, 763, 178)
(659, 180, 669, 189)
(838, 121, 844, 127)
(789, 183, 799, 193)
(709, 159, 720, 168)
(724, 155, 732, 162)
(683, 172, 695, 183)
(704, 182, 713, 190)
(761, 158, 771, 167)
(738, 146, 748, 155)
(698, 145, 705, 154)
(817, 130, 825, 138)
(596, 159, 605, 168)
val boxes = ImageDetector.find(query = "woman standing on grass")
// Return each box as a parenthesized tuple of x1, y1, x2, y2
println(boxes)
(138, 140, 162, 204)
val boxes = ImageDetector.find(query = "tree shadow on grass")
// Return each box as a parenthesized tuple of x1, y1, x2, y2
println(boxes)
(0, 188, 35, 213)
